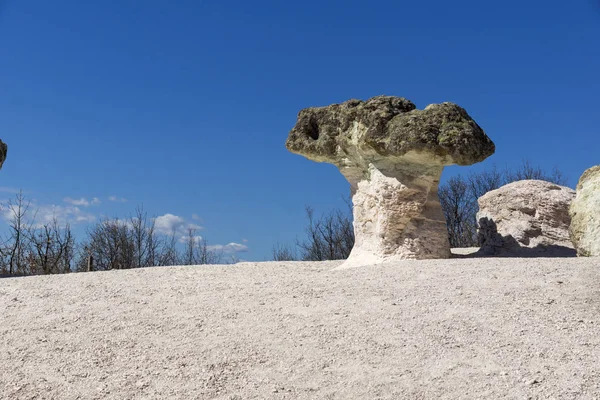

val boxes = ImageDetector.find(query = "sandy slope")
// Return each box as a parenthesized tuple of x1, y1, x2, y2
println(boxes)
(1, 257, 600, 399)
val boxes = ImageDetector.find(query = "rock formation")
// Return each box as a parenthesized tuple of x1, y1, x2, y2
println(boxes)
(286, 95, 495, 267)
(476, 180, 576, 256)
(569, 165, 600, 257)
(0, 139, 6, 170)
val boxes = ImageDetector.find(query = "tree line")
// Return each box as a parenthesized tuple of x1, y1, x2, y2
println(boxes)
(274, 160, 568, 261)
(0, 195, 222, 276)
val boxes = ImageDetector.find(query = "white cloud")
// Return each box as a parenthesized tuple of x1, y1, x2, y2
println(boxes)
(242, 238, 249, 243)
(207, 242, 249, 254)
(39, 205, 96, 225)
(108, 218, 133, 229)
(178, 235, 204, 244)
(1, 203, 96, 227)
(154, 213, 186, 235)
(64, 197, 102, 207)
(154, 213, 204, 236)
(64, 197, 89, 207)
(108, 195, 128, 203)
(0, 187, 22, 194)
(191, 214, 202, 221)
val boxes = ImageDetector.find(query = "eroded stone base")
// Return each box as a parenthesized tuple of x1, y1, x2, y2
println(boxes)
(337, 164, 451, 269)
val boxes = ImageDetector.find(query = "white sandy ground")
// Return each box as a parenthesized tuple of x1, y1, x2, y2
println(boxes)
(1, 254, 600, 399)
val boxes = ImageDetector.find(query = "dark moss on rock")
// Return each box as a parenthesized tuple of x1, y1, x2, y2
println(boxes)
(286, 95, 494, 166)
(0, 139, 6, 170)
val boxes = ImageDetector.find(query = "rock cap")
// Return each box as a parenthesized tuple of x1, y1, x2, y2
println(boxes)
(0, 139, 6, 170)
(286, 95, 495, 167)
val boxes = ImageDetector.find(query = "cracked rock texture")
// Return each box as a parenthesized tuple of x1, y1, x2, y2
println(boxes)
(0, 139, 6, 170)
(476, 180, 576, 256)
(569, 165, 600, 257)
(286, 96, 495, 267)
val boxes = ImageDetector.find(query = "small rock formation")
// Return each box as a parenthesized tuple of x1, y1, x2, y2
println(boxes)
(569, 165, 600, 257)
(0, 139, 6, 170)
(286, 96, 495, 267)
(476, 180, 576, 256)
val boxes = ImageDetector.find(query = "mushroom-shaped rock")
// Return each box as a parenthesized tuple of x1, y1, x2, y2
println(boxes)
(286, 95, 495, 268)
(0, 139, 6, 170)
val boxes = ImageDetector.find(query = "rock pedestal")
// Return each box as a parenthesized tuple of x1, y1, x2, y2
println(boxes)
(286, 96, 495, 268)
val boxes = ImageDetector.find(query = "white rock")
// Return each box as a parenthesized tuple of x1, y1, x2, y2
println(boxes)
(569, 165, 600, 257)
(477, 180, 575, 256)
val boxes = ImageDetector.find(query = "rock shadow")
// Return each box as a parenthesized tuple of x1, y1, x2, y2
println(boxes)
(0, 274, 28, 279)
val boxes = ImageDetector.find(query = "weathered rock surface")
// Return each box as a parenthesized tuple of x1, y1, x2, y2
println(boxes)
(477, 180, 576, 256)
(0, 139, 6, 170)
(286, 95, 495, 267)
(569, 165, 600, 257)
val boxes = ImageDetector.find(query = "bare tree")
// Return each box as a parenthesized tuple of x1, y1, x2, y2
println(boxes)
(0, 198, 229, 273)
(295, 205, 354, 261)
(130, 205, 159, 268)
(145, 220, 160, 268)
(77, 208, 224, 270)
(82, 218, 135, 271)
(195, 237, 222, 265)
(504, 159, 568, 185)
(158, 230, 179, 266)
(0, 192, 74, 275)
(272, 242, 298, 261)
(181, 227, 198, 266)
(27, 218, 74, 274)
(467, 165, 504, 200)
(439, 176, 478, 247)
(1, 191, 33, 275)
(164, 228, 222, 266)
(227, 254, 240, 264)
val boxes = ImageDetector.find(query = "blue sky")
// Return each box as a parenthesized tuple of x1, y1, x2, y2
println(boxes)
(1, 0, 599, 261)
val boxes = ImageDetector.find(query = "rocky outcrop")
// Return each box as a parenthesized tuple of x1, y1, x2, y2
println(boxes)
(569, 166, 600, 257)
(0, 139, 6, 170)
(477, 180, 576, 256)
(286, 95, 495, 267)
